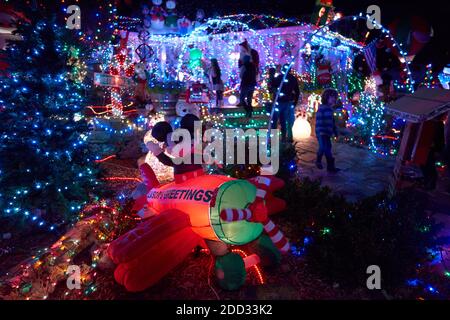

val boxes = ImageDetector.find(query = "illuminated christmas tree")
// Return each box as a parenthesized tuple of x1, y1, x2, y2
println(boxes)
(422, 63, 438, 89)
(348, 78, 387, 152)
(0, 7, 100, 230)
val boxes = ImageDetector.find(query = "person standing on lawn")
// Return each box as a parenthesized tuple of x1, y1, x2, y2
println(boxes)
(208, 58, 224, 107)
(315, 88, 340, 173)
(239, 55, 257, 117)
(271, 64, 300, 142)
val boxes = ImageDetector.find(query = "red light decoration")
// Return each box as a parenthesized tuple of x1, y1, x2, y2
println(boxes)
(107, 46, 134, 116)
(102, 177, 142, 183)
(195, 247, 265, 285)
(86, 105, 138, 117)
(232, 248, 265, 285)
(373, 135, 398, 141)
(94, 155, 117, 163)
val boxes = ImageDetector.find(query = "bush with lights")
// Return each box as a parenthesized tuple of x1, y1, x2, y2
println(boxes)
(0, 7, 101, 231)
(268, 147, 444, 293)
(277, 176, 441, 290)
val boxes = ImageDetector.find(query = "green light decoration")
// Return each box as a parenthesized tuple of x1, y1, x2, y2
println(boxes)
(344, 72, 365, 95)
(188, 48, 203, 70)
(346, 79, 401, 157)
(21, 283, 32, 294)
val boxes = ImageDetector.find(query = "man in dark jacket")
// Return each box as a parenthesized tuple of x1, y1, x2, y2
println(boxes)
(239, 55, 257, 117)
(271, 64, 300, 142)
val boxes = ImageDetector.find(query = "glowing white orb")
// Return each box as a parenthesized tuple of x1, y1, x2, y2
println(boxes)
(228, 95, 238, 105)
(292, 117, 311, 141)
(73, 113, 83, 122)
(230, 52, 240, 60)
(334, 12, 343, 20)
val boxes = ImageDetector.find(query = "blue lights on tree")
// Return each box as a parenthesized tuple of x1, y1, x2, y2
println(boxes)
(0, 7, 101, 230)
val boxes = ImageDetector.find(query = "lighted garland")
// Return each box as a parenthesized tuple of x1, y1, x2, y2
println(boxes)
(125, 16, 290, 97)
(174, 18, 256, 86)
(1, 199, 139, 300)
(221, 14, 304, 29)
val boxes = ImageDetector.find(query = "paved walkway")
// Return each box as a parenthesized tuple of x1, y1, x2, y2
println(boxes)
(295, 137, 396, 202)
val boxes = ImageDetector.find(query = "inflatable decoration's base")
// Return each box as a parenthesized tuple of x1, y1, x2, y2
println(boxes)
(215, 253, 246, 291)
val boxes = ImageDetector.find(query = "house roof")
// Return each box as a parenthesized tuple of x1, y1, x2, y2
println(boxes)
(386, 87, 450, 122)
